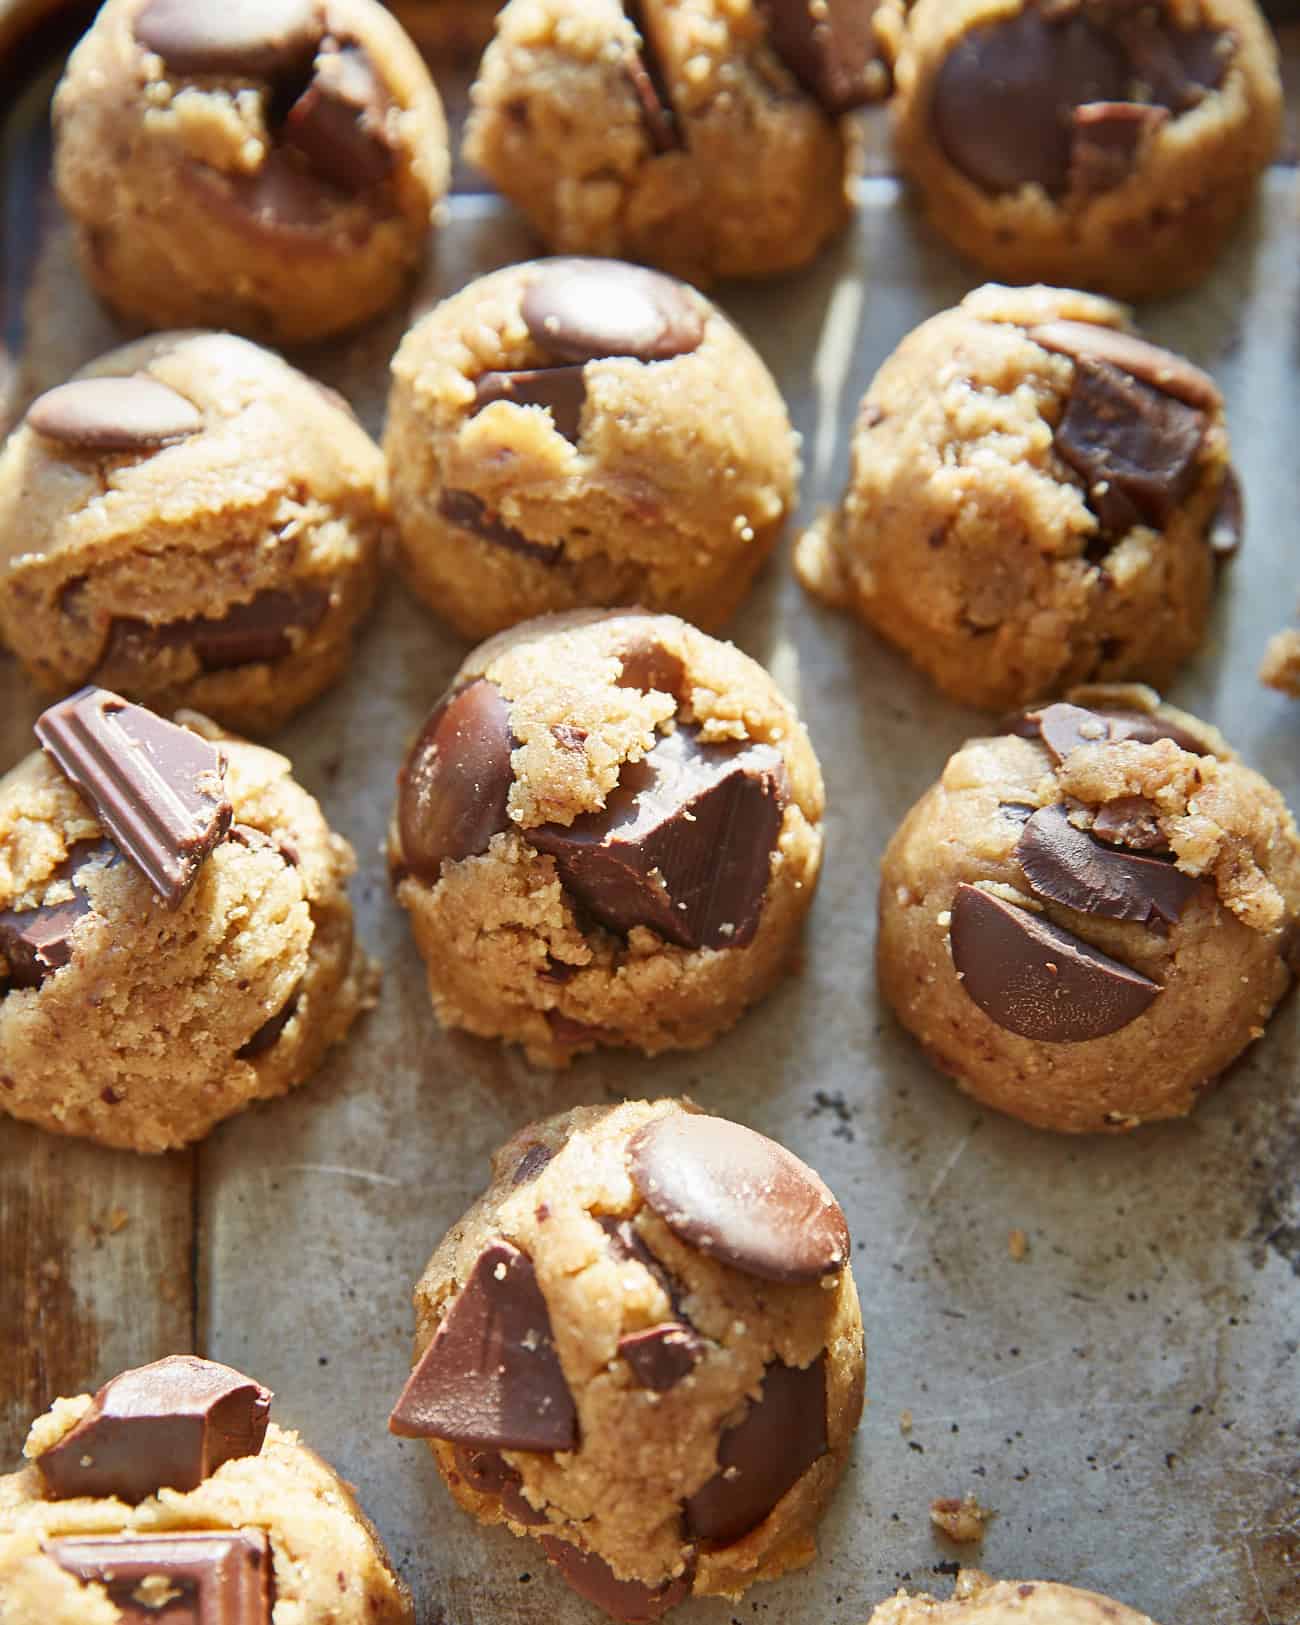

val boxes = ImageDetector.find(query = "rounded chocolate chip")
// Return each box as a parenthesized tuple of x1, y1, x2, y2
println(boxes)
(26, 377, 203, 452)
(521, 260, 704, 365)
(628, 1112, 849, 1284)
(397, 680, 515, 883)
(135, 0, 322, 78)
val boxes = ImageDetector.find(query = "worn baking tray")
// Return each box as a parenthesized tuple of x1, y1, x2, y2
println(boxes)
(1, 6, 1298, 1622)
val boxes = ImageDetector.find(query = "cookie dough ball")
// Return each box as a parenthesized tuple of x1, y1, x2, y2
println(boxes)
(0, 687, 376, 1152)
(389, 1099, 865, 1620)
(1261, 619, 1300, 696)
(878, 685, 1300, 1133)
(385, 258, 798, 638)
(0, 332, 385, 737)
(868, 1569, 1158, 1624)
(891, 0, 1282, 299)
(464, 0, 895, 285)
(0, 1355, 411, 1625)
(389, 610, 823, 1064)
(796, 284, 1237, 711)
(53, 0, 449, 344)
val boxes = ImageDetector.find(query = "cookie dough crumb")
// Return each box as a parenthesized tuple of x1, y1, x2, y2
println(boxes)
(107, 1207, 130, 1234)
(900, 1409, 914, 1434)
(930, 1493, 992, 1544)
(1007, 1229, 1028, 1261)
(1261, 628, 1300, 697)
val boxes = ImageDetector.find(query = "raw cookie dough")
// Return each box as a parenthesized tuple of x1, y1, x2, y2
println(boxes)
(384, 258, 798, 638)
(1261, 621, 1300, 696)
(53, 0, 449, 344)
(0, 332, 386, 737)
(464, 0, 895, 285)
(891, 0, 1282, 299)
(796, 284, 1237, 711)
(388, 609, 824, 1066)
(0, 687, 377, 1152)
(878, 684, 1300, 1132)
(0, 1355, 411, 1625)
(389, 1099, 865, 1621)
(868, 1569, 1157, 1624)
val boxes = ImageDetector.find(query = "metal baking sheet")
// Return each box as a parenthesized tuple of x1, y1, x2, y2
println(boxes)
(1, 10, 1298, 1622)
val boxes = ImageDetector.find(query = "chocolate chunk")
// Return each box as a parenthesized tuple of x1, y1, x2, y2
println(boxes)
(388, 1238, 579, 1452)
(522, 261, 704, 365)
(684, 1357, 827, 1545)
(1120, 19, 1232, 112)
(1091, 796, 1168, 853)
(1015, 803, 1203, 930)
(628, 1112, 848, 1283)
(614, 639, 686, 699)
(1054, 358, 1207, 537)
(37, 1356, 271, 1502)
(0, 839, 116, 992)
(525, 727, 788, 950)
(1207, 465, 1244, 558)
(1069, 101, 1167, 197)
(540, 1539, 695, 1624)
(618, 1323, 704, 1391)
(932, 11, 1125, 195)
(36, 688, 232, 909)
(135, 0, 321, 79)
(1030, 321, 1221, 411)
(283, 44, 394, 192)
(622, 1, 680, 153)
(438, 489, 563, 564)
(197, 148, 337, 236)
(472, 366, 588, 445)
(103, 586, 332, 676)
(1022, 701, 1206, 763)
(49, 1530, 271, 1624)
(759, 0, 888, 113)
(235, 991, 299, 1059)
(396, 680, 515, 883)
(26, 376, 203, 453)
(511, 1143, 555, 1185)
(949, 882, 1161, 1043)
(453, 1446, 547, 1525)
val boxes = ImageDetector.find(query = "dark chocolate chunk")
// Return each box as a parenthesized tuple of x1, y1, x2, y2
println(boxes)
(1020, 700, 1206, 762)
(35, 688, 232, 909)
(452, 1445, 548, 1525)
(26, 377, 203, 453)
(48, 1530, 271, 1624)
(472, 366, 588, 445)
(36, 1356, 271, 1502)
(540, 1539, 695, 1624)
(759, 0, 888, 113)
(522, 260, 704, 365)
(283, 43, 394, 192)
(1030, 321, 1221, 411)
(1068, 101, 1167, 197)
(628, 1112, 848, 1284)
(949, 882, 1161, 1043)
(524, 726, 788, 950)
(235, 991, 300, 1059)
(1091, 796, 1168, 853)
(614, 639, 686, 698)
(622, 1, 681, 153)
(438, 489, 563, 564)
(103, 585, 331, 676)
(1119, 19, 1232, 112)
(388, 1238, 578, 1452)
(1015, 803, 1203, 929)
(396, 679, 515, 883)
(618, 1323, 704, 1391)
(684, 1357, 827, 1545)
(1207, 465, 1244, 558)
(511, 1143, 555, 1185)
(135, 0, 321, 79)
(0, 839, 116, 992)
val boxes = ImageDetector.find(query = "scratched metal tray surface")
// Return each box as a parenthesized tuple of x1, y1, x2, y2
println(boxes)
(1, 6, 1298, 1623)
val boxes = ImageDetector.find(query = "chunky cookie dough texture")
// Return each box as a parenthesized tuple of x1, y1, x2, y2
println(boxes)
(0, 332, 385, 737)
(389, 1099, 865, 1622)
(53, 0, 449, 344)
(389, 610, 824, 1065)
(0, 689, 376, 1152)
(385, 258, 798, 638)
(891, 0, 1281, 299)
(1261, 621, 1300, 696)
(878, 685, 1300, 1133)
(796, 284, 1237, 711)
(0, 1355, 411, 1625)
(868, 1569, 1157, 1624)
(464, 0, 896, 285)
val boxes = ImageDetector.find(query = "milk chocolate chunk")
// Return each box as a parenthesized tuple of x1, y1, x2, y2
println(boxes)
(283, 44, 395, 193)
(1120, 19, 1232, 112)
(104, 585, 331, 675)
(473, 366, 588, 445)
(1022, 701, 1205, 762)
(37, 1356, 271, 1502)
(1016, 803, 1202, 929)
(438, 489, 563, 564)
(622, 1, 680, 153)
(628, 1113, 848, 1284)
(27, 377, 203, 453)
(615, 639, 686, 699)
(760, 0, 888, 112)
(525, 727, 787, 950)
(396, 680, 514, 882)
(522, 260, 704, 365)
(684, 1357, 828, 1545)
(1091, 795, 1168, 852)
(135, 0, 321, 78)
(541, 1538, 695, 1624)
(48, 1530, 271, 1625)
(389, 1238, 579, 1451)
(1207, 465, 1244, 558)
(1068, 101, 1167, 197)
(453, 1446, 547, 1525)
(950, 882, 1160, 1042)
(1030, 321, 1221, 411)
(618, 1323, 704, 1391)
(0, 839, 116, 992)
(510, 1143, 555, 1185)
(36, 688, 232, 909)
